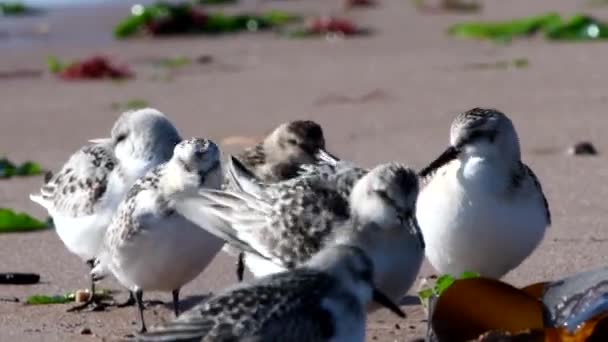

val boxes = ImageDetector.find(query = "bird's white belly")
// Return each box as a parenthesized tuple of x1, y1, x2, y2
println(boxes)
(53, 210, 113, 261)
(417, 172, 546, 278)
(111, 223, 224, 292)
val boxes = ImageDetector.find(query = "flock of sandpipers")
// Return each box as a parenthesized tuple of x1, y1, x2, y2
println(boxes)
(29, 107, 550, 341)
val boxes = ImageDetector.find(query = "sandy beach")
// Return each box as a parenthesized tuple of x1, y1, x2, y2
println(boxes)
(2, 0, 608, 340)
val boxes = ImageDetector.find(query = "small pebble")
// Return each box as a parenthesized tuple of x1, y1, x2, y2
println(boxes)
(197, 55, 213, 64)
(568, 141, 598, 156)
(394, 323, 401, 330)
(80, 328, 92, 335)
(75, 290, 90, 303)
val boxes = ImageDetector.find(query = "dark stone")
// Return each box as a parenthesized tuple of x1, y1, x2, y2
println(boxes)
(568, 141, 598, 156)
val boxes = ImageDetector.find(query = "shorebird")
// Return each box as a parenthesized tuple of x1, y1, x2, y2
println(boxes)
(29, 108, 181, 311)
(223, 120, 332, 189)
(416, 107, 550, 278)
(222, 120, 339, 281)
(173, 161, 425, 307)
(137, 244, 405, 342)
(95, 138, 225, 333)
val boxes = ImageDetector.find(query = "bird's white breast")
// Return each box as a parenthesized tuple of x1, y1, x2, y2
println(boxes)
(417, 158, 547, 278)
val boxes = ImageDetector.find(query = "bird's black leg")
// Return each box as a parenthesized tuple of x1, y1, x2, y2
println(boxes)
(172, 289, 180, 317)
(67, 259, 106, 312)
(135, 289, 147, 333)
(116, 290, 136, 307)
(236, 252, 245, 282)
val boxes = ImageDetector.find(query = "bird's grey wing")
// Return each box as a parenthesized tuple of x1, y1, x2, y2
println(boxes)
(329, 166, 368, 199)
(252, 305, 336, 342)
(255, 178, 351, 267)
(29, 143, 116, 217)
(297, 160, 367, 200)
(172, 188, 277, 263)
(516, 162, 551, 226)
(138, 270, 334, 342)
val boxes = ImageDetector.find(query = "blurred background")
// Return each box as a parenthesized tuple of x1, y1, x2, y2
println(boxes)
(2, 0, 608, 340)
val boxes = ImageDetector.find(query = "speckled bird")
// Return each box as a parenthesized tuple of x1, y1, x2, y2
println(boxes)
(94, 138, 225, 333)
(137, 244, 405, 342)
(29, 108, 181, 311)
(174, 161, 425, 309)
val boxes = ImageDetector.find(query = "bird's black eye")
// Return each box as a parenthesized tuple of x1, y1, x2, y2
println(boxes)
(115, 133, 128, 144)
(287, 138, 298, 145)
(376, 190, 391, 202)
(194, 150, 204, 159)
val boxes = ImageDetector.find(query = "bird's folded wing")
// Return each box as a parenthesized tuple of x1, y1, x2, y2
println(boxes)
(29, 143, 115, 217)
(137, 270, 332, 342)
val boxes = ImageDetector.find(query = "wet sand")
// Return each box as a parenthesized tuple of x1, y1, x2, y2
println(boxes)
(2, 0, 608, 340)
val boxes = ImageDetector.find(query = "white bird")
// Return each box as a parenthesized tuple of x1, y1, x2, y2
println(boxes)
(29, 108, 181, 311)
(136, 244, 405, 342)
(416, 107, 550, 279)
(95, 138, 225, 333)
(173, 161, 425, 308)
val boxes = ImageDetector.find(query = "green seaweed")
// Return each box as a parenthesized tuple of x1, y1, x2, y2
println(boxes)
(25, 295, 72, 305)
(448, 12, 608, 43)
(111, 99, 150, 111)
(448, 12, 561, 43)
(418, 271, 481, 305)
(113, 2, 299, 38)
(544, 14, 608, 40)
(26, 289, 114, 305)
(464, 58, 530, 70)
(159, 56, 191, 69)
(0, 157, 43, 178)
(0, 209, 48, 233)
(124, 99, 149, 110)
(0, 2, 37, 16)
(46, 55, 68, 74)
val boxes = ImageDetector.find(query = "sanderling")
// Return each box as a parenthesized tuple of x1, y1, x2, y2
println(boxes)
(222, 120, 339, 277)
(174, 161, 425, 307)
(223, 120, 332, 189)
(416, 107, 550, 278)
(29, 108, 181, 311)
(137, 244, 405, 342)
(95, 138, 225, 333)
